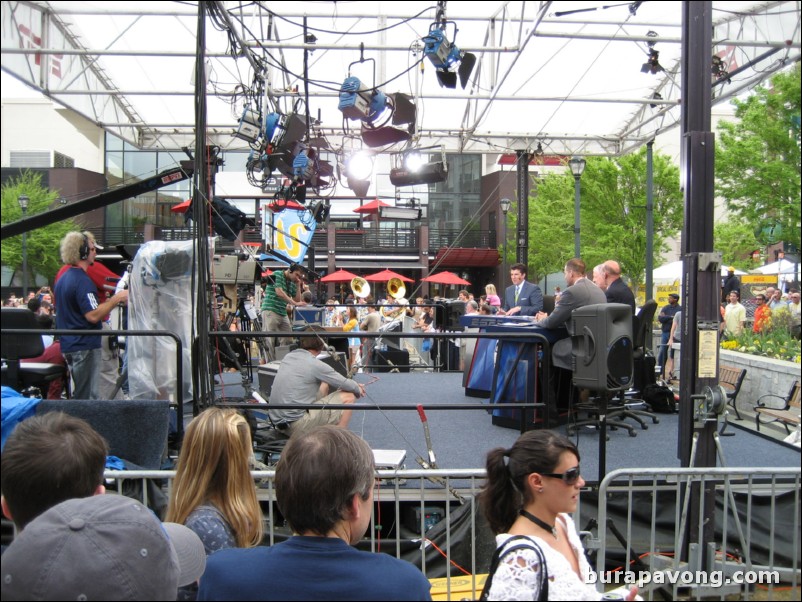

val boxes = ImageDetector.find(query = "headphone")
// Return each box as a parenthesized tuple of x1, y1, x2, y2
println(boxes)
(79, 234, 91, 261)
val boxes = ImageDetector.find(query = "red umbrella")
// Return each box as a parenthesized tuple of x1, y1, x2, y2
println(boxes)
(352, 199, 391, 214)
(422, 271, 471, 286)
(364, 269, 413, 282)
(171, 199, 191, 213)
(261, 269, 274, 277)
(320, 268, 359, 283)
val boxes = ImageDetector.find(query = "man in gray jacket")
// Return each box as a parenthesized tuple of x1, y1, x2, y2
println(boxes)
(269, 326, 365, 436)
(534, 258, 607, 370)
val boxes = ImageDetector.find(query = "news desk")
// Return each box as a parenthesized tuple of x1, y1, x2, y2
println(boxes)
(460, 315, 568, 430)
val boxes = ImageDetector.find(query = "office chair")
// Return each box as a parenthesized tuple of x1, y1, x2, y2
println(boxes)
(1, 308, 66, 398)
(609, 300, 660, 428)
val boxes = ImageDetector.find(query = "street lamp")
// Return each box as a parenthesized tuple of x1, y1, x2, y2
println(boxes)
(568, 156, 586, 257)
(500, 198, 511, 287)
(18, 194, 29, 299)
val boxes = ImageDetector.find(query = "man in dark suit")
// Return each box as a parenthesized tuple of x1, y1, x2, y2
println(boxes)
(602, 260, 636, 313)
(500, 263, 543, 316)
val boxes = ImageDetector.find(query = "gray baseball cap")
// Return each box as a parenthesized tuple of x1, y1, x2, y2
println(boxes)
(1, 494, 206, 601)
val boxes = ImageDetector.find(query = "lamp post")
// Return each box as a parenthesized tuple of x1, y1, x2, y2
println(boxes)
(568, 156, 586, 257)
(18, 194, 29, 299)
(500, 198, 511, 286)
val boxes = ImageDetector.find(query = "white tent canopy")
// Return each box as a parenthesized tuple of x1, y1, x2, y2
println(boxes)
(652, 260, 745, 281)
(751, 259, 798, 275)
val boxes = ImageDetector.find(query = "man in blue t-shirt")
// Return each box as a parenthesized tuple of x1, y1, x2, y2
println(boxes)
(54, 232, 128, 400)
(198, 426, 432, 601)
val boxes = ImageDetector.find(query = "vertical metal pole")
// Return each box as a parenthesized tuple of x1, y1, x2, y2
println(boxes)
(502, 209, 509, 283)
(516, 151, 530, 265)
(679, 0, 718, 569)
(573, 175, 581, 257)
(21, 203, 28, 298)
(646, 140, 655, 305)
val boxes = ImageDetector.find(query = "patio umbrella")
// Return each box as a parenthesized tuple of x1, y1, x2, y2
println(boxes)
(364, 269, 413, 282)
(170, 199, 191, 213)
(261, 269, 274, 277)
(352, 199, 392, 214)
(422, 271, 471, 286)
(320, 268, 359, 283)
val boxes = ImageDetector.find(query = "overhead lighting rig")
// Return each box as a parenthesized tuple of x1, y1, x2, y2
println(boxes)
(338, 57, 417, 148)
(422, 21, 476, 89)
(641, 31, 664, 74)
(390, 146, 448, 187)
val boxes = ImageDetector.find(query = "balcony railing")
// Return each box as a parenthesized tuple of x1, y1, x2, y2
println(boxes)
(90, 225, 497, 255)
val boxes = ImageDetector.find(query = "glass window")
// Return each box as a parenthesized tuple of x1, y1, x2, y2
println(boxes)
(123, 151, 157, 181)
(221, 150, 249, 172)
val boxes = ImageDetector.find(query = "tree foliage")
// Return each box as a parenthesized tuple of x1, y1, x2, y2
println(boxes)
(504, 148, 683, 284)
(713, 219, 761, 270)
(716, 63, 801, 247)
(1, 171, 79, 284)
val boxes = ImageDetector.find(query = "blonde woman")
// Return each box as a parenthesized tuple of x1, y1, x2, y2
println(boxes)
(167, 409, 262, 598)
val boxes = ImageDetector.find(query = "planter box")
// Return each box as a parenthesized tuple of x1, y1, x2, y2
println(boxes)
(719, 350, 800, 414)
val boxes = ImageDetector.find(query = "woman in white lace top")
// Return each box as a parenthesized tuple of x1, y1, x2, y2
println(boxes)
(479, 431, 638, 601)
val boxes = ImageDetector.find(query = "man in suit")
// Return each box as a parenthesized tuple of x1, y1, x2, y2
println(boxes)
(534, 258, 607, 370)
(500, 263, 543, 316)
(602, 260, 636, 313)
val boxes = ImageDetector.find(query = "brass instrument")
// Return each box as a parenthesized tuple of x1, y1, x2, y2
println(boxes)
(387, 278, 406, 300)
(382, 277, 408, 319)
(351, 277, 371, 299)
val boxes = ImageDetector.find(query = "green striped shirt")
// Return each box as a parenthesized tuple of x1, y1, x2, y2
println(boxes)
(261, 270, 296, 316)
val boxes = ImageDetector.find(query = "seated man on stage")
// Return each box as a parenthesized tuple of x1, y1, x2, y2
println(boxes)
(533, 258, 607, 411)
(268, 326, 365, 437)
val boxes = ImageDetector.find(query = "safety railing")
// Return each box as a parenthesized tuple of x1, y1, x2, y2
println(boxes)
(101, 465, 800, 601)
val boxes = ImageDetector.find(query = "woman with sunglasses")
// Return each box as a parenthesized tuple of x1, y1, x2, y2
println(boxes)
(479, 431, 637, 600)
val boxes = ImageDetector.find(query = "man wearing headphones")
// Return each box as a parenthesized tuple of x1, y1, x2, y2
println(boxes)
(53, 231, 128, 400)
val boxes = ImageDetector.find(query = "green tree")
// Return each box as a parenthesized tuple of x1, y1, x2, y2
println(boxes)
(713, 219, 761, 270)
(505, 148, 683, 284)
(1, 171, 79, 285)
(716, 63, 801, 247)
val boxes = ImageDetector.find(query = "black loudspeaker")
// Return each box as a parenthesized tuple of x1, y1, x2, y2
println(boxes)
(372, 349, 410, 373)
(433, 301, 465, 331)
(571, 303, 633, 392)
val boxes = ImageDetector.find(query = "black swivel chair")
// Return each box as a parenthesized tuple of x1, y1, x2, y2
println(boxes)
(542, 295, 555, 315)
(610, 300, 660, 428)
(1, 308, 65, 397)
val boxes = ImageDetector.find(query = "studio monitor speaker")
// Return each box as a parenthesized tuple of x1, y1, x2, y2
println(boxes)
(570, 303, 633, 392)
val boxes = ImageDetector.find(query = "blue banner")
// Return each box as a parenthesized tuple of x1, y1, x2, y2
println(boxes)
(270, 209, 316, 265)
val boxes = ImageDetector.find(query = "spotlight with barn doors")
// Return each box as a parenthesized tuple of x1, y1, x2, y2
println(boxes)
(390, 146, 448, 187)
(422, 21, 476, 89)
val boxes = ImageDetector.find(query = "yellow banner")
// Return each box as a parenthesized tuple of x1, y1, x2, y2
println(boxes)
(742, 275, 778, 285)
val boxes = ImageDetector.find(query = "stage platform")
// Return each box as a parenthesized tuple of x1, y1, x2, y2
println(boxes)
(212, 370, 800, 481)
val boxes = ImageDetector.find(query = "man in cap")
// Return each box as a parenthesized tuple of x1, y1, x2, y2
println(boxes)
(657, 293, 682, 372)
(1, 494, 206, 600)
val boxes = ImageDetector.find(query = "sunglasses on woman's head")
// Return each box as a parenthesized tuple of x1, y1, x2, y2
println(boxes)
(541, 466, 581, 485)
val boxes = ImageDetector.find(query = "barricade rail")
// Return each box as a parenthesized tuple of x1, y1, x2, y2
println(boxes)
(100, 465, 801, 601)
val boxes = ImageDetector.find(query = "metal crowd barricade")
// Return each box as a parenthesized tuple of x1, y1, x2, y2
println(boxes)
(594, 466, 801, 601)
(105, 465, 801, 601)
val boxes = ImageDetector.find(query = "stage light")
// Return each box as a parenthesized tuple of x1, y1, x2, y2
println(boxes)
(308, 199, 331, 224)
(641, 31, 663, 74)
(649, 92, 663, 109)
(346, 151, 373, 181)
(360, 92, 417, 148)
(338, 76, 388, 123)
(712, 55, 730, 82)
(234, 107, 261, 143)
(390, 147, 448, 187)
(404, 151, 425, 172)
(422, 23, 476, 89)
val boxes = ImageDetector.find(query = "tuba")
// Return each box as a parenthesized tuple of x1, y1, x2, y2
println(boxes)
(382, 278, 408, 319)
(351, 277, 371, 299)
